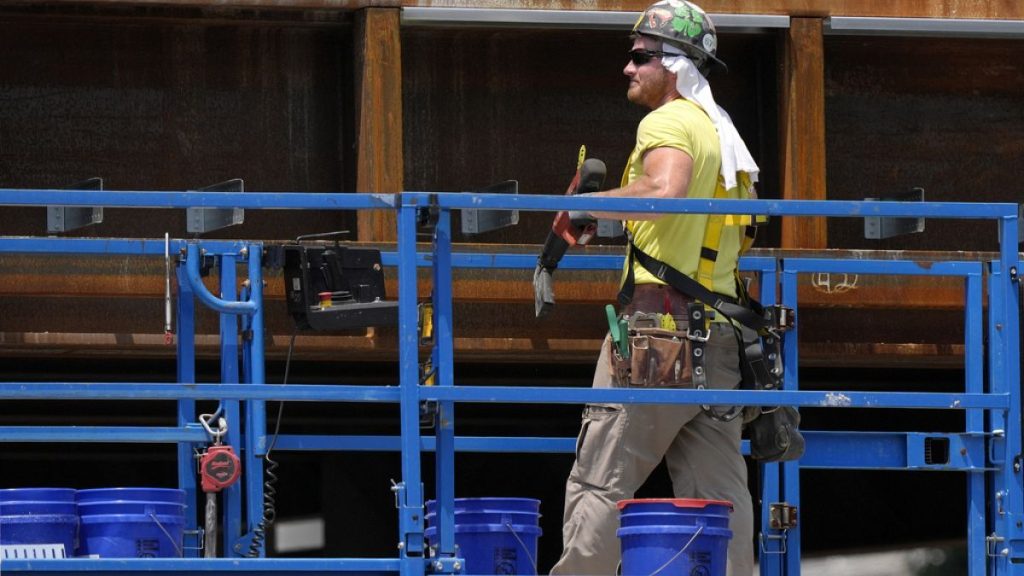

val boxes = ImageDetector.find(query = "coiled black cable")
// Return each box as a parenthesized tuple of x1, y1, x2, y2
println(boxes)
(247, 330, 297, 557)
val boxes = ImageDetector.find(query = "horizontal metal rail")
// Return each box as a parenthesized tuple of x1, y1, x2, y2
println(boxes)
(782, 258, 982, 276)
(0, 426, 208, 443)
(0, 382, 1008, 410)
(0, 238, 250, 255)
(0, 189, 396, 210)
(0, 189, 1017, 219)
(400, 7, 790, 32)
(826, 16, 1024, 38)
(4, 429, 986, 472)
(0, 557, 401, 574)
(270, 431, 989, 471)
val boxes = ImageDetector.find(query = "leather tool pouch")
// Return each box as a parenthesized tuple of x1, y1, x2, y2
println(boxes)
(748, 405, 805, 462)
(610, 323, 694, 388)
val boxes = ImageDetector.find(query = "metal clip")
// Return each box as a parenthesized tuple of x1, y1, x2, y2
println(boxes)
(759, 503, 798, 556)
(418, 302, 435, 345)
(987, 533, 1008, 558)
(686, 327, 711, 343)
(767, 305, 796, 335)
(627, 312, 660, 331)
(759, 532, 788, 555)
(390, 479, 405, 509)
(199, 413, 228, 445)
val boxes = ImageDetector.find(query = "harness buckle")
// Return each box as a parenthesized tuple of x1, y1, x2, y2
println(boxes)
(764, 305, 795, 335)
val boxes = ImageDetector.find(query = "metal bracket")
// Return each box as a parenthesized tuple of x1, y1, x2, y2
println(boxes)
(427, 556, 464, 574)
(417, 194, 441, 231)
(391, 480, 425, 557)
(760, 502, 798, 556)
(232, 531, 255, 558)
(47, 177, 104, 234)
(461, 180, 519, 235)
(769, 502, 798, 530)
(187, 179, 245, 235)
(864, 187, 925, 239)
(597, 219, 624, 238)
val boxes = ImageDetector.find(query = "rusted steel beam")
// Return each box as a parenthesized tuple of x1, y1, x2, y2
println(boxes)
(0, 332, 967, 368)
(10, 1, 1023, 20)
(780, 17, 827, 249)
(0, 247, 987, 367)
(398, 1, 1024, 20)
(354, 7, 402, 242)
(0, 249, 995, 309)
(3, 0, 400, 9)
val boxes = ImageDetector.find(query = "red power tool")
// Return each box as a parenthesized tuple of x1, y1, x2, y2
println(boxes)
(533, 155, 607, 318)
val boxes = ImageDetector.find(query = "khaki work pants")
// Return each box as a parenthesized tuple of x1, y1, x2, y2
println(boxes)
(550, 324, 754, 576)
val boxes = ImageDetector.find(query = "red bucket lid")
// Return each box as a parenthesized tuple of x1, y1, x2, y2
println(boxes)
(617, 498, 733, 511)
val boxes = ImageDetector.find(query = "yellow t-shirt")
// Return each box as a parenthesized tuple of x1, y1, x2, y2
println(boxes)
(620, 98, 740, 298)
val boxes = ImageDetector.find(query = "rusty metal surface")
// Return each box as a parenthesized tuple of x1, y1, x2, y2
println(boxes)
(825, 36, 1024, 252)
(4, 1, 397, 10)
(0, 247, 1005, 366)
(4, 0, 1024, 18)
(397, 1, 1024, 19)
(0, 12, 356, 241)
(0, 247, 993, 308)
(401, 28, 780, 246)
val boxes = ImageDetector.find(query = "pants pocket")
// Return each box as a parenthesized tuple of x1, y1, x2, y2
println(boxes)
(572, 405, 624, 489)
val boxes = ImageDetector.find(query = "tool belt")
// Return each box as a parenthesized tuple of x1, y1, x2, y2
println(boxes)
(608, 292, 710, 389)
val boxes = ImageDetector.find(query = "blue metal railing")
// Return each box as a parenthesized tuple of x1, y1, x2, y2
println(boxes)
(0, 189, 1019, 575)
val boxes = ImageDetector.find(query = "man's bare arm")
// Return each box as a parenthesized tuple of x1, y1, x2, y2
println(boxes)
(587, 147, 694, 221)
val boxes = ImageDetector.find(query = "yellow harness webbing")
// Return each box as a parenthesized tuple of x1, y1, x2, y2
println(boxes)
(696, 172, 760, 305)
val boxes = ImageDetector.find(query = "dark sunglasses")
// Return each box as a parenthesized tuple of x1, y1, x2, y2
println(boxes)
(628, 49, 670, 66)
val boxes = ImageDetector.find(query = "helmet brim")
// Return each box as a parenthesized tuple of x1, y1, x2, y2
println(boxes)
(635, 31, 728, 75)
(706, 54, 728, 75)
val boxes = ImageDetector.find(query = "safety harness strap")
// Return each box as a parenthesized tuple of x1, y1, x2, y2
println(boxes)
(619, 239, 771, 334)
(618, 172, 768, 332)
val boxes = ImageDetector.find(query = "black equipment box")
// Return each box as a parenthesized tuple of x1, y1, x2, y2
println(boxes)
(279, 244, 398, 331)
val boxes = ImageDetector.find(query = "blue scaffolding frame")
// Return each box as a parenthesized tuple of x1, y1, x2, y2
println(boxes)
(0, 189, 1020, 575)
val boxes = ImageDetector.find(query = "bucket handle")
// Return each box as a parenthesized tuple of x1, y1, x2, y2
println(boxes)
(646, 524, 704, 576)
(503, 522, 538, 576)
(149, 513, 184, 558)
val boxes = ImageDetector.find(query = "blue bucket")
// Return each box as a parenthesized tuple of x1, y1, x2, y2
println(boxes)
(0, 488, 78, 559)
(76, 488, 187, 558)
(425, 498, 542, 575)
(617, 499, 733, 576)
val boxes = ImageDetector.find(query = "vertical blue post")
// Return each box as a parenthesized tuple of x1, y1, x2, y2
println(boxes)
(992, 212, 1023, 574)
(987, 261, 1011, 573)
(780, 262, 802, 576)
(432, 209, 457, 563)
(965, 269, 985, 576)
(757, 262, 783, 576)
(244, 244, 267, 557)
(175, 262, 199, 558)
(397, 198, 426, 576)
(219, 253, 243, 556)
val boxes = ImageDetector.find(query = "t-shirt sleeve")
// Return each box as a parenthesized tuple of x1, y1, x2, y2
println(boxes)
(635, 107, 693, 160)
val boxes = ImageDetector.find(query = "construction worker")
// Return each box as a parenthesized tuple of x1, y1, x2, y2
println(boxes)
(549, 1, 757, 575)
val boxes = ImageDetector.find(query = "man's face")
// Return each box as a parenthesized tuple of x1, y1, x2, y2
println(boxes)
(624, 36, 677, 109)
